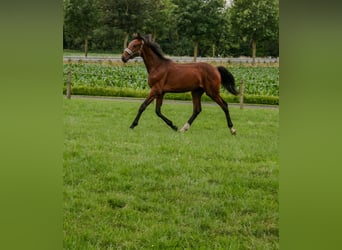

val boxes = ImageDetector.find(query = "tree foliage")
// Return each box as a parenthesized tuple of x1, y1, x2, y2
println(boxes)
(173, 0, 225, 61)
(63, 0, 99, 56)
(99, 0, 150, 49)
(229, 0, 279, 61)
(63, 0, 279, 58)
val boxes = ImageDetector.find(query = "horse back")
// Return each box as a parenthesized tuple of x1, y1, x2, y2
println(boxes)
(159, 62, 220, 92)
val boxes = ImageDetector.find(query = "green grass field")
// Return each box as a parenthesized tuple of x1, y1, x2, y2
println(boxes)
(63, 98, 279, 249)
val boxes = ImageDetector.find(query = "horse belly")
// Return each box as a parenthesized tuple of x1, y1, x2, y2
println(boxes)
(164, 70, 202, 92)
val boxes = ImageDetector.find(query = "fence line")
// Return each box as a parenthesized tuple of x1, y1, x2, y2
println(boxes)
(66, 68, 72, 99)
(239, 81, 245, 109)
(63, 56, 279, 64)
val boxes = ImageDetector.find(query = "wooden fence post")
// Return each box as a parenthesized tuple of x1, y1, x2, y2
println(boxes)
(67, 68, 72, 99)
(239, 80, 245, 109)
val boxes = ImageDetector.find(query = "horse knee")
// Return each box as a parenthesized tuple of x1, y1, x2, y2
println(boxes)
(139, 103, 148, 113)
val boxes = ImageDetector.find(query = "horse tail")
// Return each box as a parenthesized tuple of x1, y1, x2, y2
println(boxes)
(217, 66, 239, 96)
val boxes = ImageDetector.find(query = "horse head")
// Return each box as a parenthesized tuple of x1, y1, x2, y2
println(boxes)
(121, 35, 145, 63)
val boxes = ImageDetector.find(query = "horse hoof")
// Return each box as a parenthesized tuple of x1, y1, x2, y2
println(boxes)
(172, 126, 178, 131)
(180, 123, 190, 132)
(230, 127, 236, 135)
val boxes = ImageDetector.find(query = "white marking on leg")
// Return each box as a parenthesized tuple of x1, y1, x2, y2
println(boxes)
(230, 127, 236, 135)
(180, 122, 190, 132)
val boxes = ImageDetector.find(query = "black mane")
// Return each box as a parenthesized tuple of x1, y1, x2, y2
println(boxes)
(140, 36, 170, 61)
(148, 41, 169, 61)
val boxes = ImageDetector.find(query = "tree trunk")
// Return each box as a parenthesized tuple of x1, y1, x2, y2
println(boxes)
(193, 41, 198, 62)
(252, 40, 256, 65)
(84, 34, 88, 58)
(123, 32, 129, 50)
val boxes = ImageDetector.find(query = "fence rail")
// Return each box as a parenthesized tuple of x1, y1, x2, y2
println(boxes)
(63, 56, 279, 64)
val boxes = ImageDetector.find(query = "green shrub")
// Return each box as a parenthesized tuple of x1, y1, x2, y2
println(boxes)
(63, 85, 278, 105)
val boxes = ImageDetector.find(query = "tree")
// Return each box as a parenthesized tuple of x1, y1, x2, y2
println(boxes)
(64, 0, 99, 57)
(173, 0, 225, 61)
(144, 0, 176, 42)
(229, 0, 279, 63)
(62, 0, 279, 57)
(100, 0, 149, 50)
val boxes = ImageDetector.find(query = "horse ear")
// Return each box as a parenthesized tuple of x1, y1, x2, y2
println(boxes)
(133, 32, 140, 38)
(144, 34, 152, 42)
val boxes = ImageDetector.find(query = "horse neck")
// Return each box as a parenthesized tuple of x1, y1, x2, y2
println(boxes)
(141, 46, 165, 73)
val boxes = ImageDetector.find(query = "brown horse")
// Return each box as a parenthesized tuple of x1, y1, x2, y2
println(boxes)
(121, 35, 239, 135)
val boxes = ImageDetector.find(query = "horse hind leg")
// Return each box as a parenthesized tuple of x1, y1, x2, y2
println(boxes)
(209, 93, 236, 135)
(180, 89, 204, 132)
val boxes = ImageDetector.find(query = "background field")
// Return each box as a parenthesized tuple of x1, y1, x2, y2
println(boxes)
(63, 62, 279, 105)
(63, 98, 279, 249)
(63, 63, 279, 96)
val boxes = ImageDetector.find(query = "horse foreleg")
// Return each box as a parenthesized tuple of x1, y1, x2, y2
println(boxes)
(180, 89, 204, 132)
(130, 92, 156, 129)
(155, 95, 178, 131)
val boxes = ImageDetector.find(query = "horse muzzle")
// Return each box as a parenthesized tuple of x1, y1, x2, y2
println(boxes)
(121, 55, 129, 63)
(122, 48, 134, 63)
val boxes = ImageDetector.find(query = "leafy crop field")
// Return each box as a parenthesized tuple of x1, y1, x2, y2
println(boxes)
(63, 63, 279, 97)
(63, 98, 279, 249)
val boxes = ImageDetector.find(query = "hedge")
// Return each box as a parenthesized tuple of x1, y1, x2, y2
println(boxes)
(63, 85, 278, 105)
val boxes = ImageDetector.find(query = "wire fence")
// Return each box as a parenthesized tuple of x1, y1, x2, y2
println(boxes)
(63, 56, 279, 64)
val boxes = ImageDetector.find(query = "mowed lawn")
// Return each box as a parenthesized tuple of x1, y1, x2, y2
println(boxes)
(63, 98, 279, 249)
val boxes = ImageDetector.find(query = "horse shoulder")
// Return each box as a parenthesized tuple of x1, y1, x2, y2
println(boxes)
(147, 63, 170, 87)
